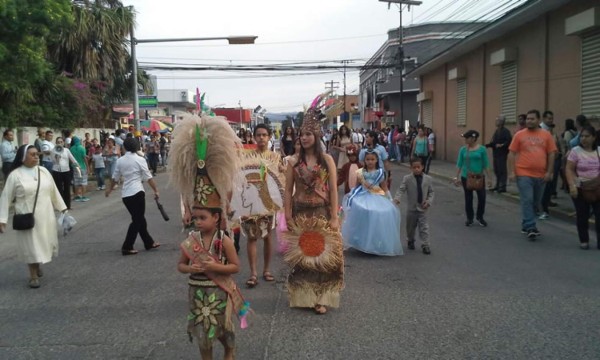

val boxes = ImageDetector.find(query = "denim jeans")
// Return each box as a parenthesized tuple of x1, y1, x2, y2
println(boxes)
(106, 157, 116, 178)
(42, 160, 53, 172)
(389, 141, 397, 160)
(516, 176, 546, 230)
(95, 167, 105, 188)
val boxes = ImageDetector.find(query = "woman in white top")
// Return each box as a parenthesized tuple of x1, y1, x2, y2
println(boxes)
(105, 138, 160, 255)
(51, 137, 80, 210)
(0, 145, 67, 288)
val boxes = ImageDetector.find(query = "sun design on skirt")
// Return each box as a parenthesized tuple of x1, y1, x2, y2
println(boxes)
(283, 215, 343, 272)
(189, 289, 226, 339)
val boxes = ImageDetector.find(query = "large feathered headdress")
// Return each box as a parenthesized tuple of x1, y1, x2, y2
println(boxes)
(169, 114, 242, 210)
(301, 91, 343, 137)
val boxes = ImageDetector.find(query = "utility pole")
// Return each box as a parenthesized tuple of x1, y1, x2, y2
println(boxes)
(324, 81, 339, 130)
(398, 5, 404, 127)
(379, 0, 421, 126)
(342, 60, 348, 124)
(130, 20, 139, 130)
(324, 80, 339, 93)
(239, 100, 243, 130)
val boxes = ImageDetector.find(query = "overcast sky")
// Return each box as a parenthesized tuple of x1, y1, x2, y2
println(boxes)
(126, 0, 526, 113)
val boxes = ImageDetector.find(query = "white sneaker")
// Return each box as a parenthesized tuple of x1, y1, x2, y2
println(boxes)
(538, 212, 549, 220)
(97, 187, 102, 191)
(100, 185, 106, 190)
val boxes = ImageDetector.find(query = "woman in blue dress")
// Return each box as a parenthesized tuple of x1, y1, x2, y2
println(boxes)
(342, 150, 403, 256)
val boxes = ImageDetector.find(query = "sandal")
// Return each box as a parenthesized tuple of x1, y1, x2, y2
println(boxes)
(121, 249, 139, 256)
(263, 272, 275, 282)
(246, 275, 258, 288)
(314, 304, 327, 315)
(28, 278, 40, 289)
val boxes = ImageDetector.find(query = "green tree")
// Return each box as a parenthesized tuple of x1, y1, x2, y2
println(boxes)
(49, 0, 139, 126)
(0, 0, 73, 127)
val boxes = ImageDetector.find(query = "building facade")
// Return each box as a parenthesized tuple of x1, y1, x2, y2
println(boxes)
(411, 0, 600, 162)
(359, 22, 486, 129)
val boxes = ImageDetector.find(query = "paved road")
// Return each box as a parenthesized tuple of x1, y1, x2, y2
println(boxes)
(1, 165, 599, 360)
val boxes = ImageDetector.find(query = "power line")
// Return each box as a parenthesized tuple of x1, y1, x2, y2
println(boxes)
(138, 63, 391, 71)
(138, 59, 367, 67)
(138, 56, 372, 63)
(409, 0, 525, 64)
(153, 71, 348, 80)
(412, 0, 459, 23)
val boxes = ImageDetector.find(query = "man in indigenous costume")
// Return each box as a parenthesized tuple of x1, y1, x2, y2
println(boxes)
(169, 114, 250, 357)
(231, 124, 284, 288)
(283, 93, 344, 314)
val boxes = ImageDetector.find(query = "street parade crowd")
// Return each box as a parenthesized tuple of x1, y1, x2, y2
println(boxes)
(0, 93, 598, 358)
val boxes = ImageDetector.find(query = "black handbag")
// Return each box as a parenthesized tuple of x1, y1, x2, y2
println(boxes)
(13, 167, 41, 230)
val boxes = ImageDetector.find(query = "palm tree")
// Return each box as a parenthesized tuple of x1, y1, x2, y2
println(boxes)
(50, 1, 133, 87)
(49, 0, 149, 126)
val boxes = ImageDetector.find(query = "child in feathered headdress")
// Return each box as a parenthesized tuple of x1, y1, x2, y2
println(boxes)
(170, 114, 250, 360)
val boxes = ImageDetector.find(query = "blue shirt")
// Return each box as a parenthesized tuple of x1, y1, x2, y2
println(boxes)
(359, 144, 388, 169)
(0, 139, 16, 163)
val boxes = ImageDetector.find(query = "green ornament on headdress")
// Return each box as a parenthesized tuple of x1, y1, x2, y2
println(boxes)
(195, 124, 208, 169)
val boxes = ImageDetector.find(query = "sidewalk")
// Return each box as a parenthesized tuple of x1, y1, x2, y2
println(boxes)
(394, 159, 577, 222)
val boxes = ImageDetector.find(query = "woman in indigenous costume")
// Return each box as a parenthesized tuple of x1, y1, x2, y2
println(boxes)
(342, 150, 403, 256)
(283, 94, 344, 315)
(170, 114, 249, 360)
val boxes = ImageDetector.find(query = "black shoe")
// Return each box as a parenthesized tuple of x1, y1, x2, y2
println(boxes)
(407, 241, 415, 250)
(497, 189, 506, 194)
(521, 228, 527, 234)
(422, 245, 431, 255)
(531, 228, 541, 236)
(527, 229, 538, 241)
(548, 201, 558, 207)
(465, 219, 473, 227)
(476, 218, 488, 227)
(491, 187, 499, 192)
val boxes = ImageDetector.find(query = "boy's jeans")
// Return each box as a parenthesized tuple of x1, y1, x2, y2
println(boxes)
(95, 167, 105, 188)
(516, 176, 546, 231)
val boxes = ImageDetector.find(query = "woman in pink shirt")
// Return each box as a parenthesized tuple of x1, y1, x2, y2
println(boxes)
(565, 125, 600, 250)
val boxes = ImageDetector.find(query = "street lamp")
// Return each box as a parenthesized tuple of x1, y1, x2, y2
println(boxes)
(239, 100, 243, 130)
(379, 0, 421, 126)
(129, 22, 257, 130)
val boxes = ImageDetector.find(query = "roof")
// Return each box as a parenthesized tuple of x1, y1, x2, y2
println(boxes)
(407, 0, 572, 77)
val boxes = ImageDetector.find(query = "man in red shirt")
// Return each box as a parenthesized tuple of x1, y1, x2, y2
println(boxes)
(508, 109, 558, 240)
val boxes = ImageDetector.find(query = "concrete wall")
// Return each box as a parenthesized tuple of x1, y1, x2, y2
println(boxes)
(419, 0, 599, 163)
